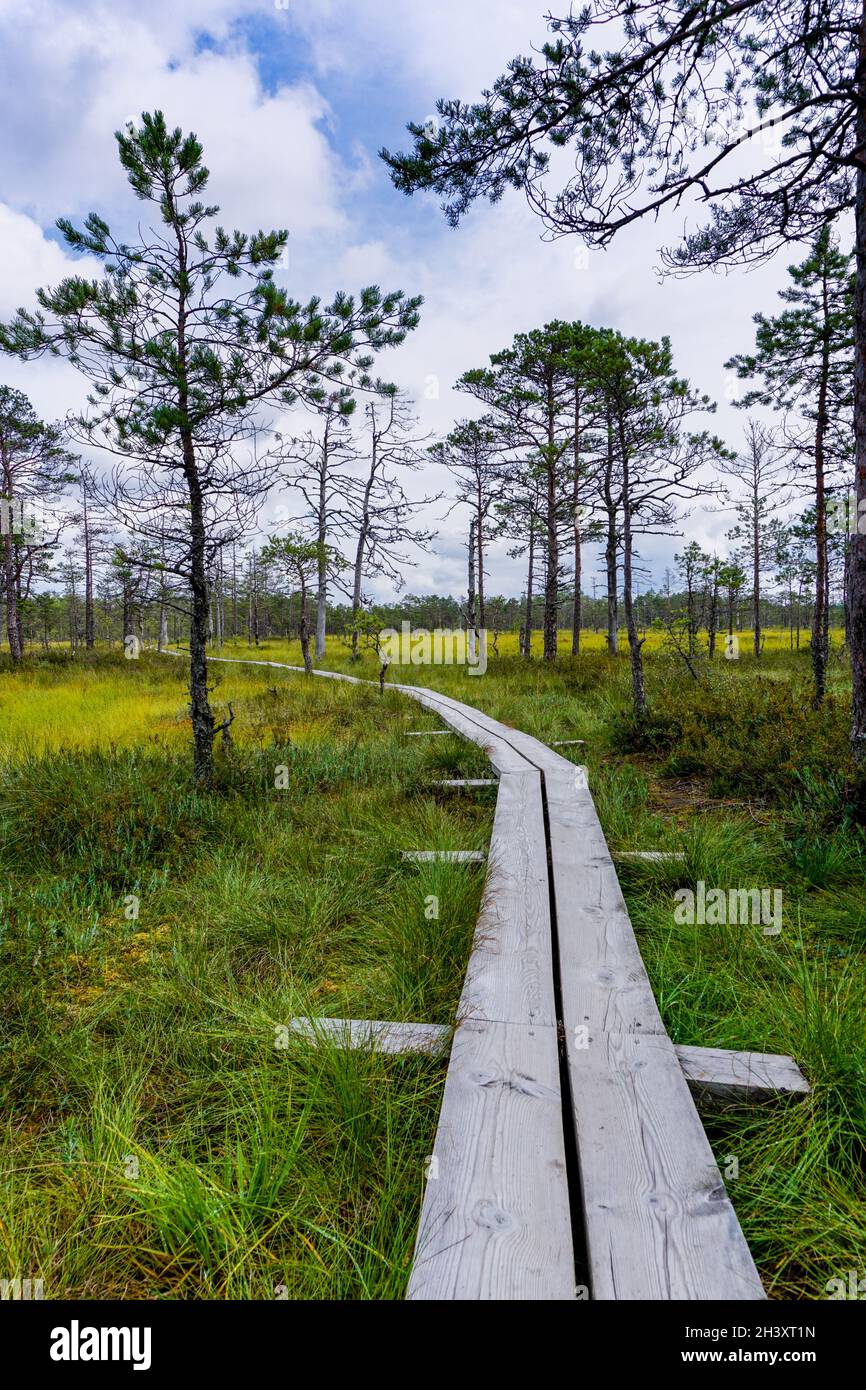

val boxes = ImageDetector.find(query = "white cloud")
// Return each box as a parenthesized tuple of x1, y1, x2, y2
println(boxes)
(0, 2, 347, 235)
(0, 0, 822, 600)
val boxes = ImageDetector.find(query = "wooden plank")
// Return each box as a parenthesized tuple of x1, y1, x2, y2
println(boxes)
(545, 767, 667, 1037)
(565, 1031, 765, 1299)
(164, 654, 767, 1302)
(458, 770, 558, 1029)
(407, 1017, 576, 1301)
(615, 851, 686, 863)
(544, 765, 765, 1299)
(401, 850, 486, 863)
(674, 1045, 810, 1102)
(392, 684, 539, 775)
(406, 729, 450, 736)
(290, 1025, 809, 1108)
(289, 1017, 451, 1056)
(431, 779, 498, 788)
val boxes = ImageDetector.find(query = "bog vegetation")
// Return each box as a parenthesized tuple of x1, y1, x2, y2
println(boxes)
(2, 0, 866, 1303)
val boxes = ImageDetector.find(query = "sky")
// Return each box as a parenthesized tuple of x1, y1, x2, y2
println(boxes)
(0, 0, 808, 601)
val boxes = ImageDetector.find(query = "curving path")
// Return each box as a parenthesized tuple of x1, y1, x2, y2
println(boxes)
(161, 651, 766, 1302)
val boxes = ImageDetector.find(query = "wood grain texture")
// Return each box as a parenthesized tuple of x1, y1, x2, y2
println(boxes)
(675, 1045, 810, 1102)
(401, 850, 486, 862)
(545, 767, 667, 1038)
(289, 1017, 451, 1055)
(406, 1017, 576, 1301)
(615, 851, 686, 862)
(431, 779, 499, 788)
(566, 1031, 766, 1300)
(545, 766, 765, 1300)
(458, 770, 558, 1030)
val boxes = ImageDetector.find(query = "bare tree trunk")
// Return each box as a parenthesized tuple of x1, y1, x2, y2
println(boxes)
(619, 430, 646, 716)
(299, 576, 313, 675)
(523, 513, 535, 658)
(812, 294, 830, 703)
(707, 574, 718, 659)
(571, 387, 582, 655)
(315, 432, 328, 661)
(351, 463, 375, 660)
(2, 532, 21, 661)
(215, 550, 224, 649)
(1, 446, 22, 662)
(851, 0, 866, 770)
(543, 380, 558, 661)
(605, 507, 618, 656)
(231, 542, 238, 639)
(604, 415, 618, 656)
(82, 480, 95, 650)
(251, 555, 259, 647)
(476, 512, 485, 632)
(184, 449, 215, 787)
(752, 503, 761, 659)
(467, 517, 477, 636)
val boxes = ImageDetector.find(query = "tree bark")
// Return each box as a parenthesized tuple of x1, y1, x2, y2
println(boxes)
(707, 572, 718, 659)
(523, 512, 535, 658)
(467, 518, 477, 634)
(851, 0, 866, 769)
(604, 414, 618, 655)
(315, 420, 329, 661)
(812, 269, 831, 704)
(619, 424, 647, 716)
(571, 386, 582, 655)
(185, 453, 215, 787)
(1, 445, 22, 662)
(752, 496, 761, 658)
(82, 481, 94, 650)
(543, 375, 558, 661)
(299, 575, 313, 674)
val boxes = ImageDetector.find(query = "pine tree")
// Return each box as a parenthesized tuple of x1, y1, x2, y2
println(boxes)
(382, 0, 866, 786)
(0, 385, 76, 661)
(1, 111, 421, 784)
(725, 229, 854, 700)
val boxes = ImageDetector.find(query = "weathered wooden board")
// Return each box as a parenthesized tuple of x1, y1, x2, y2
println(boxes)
(544, 764, 765, 1299)
(544, 767, 667, 1038)
(675, 1045, 810, 1102)
(289, 1017, 451, 1055)
(565, 1030, 765, 1299)
(401, 850, 486, 863)
(458, 770, 558, 1030)
(615, 851, 686, 863)
(406, 729, 450, 736)
(163, 652, 768, 1303)
(431, 779, 499, 788)
(407, 1017, 576, 1301)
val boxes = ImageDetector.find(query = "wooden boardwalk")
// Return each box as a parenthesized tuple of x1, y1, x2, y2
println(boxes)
(162, 652, 768, 1301)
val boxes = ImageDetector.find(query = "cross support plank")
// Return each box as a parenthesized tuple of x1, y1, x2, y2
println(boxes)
(674, 1045, 810, 1102)
(431, 778, 498, 788)
(401, 850, 486, 863)
(288, 1017, 451, 1056)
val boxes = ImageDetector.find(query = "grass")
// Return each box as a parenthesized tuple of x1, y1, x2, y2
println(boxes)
(195, 625, 865, 1301)
(2, 628, 864, 1300)
(0, 651, 493, 1298)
